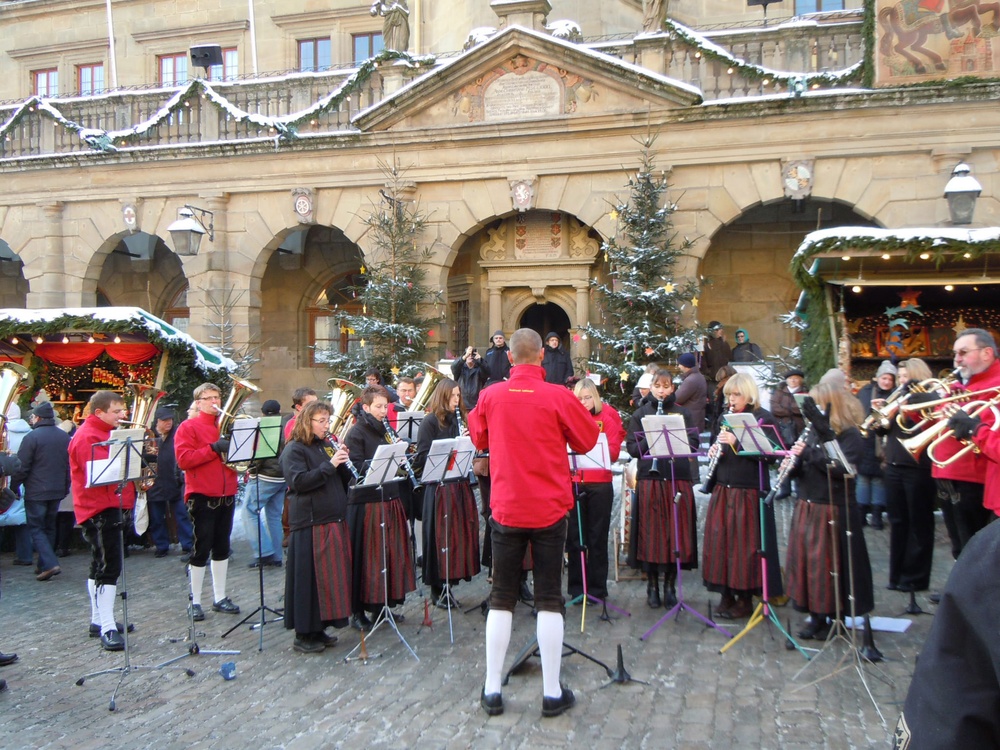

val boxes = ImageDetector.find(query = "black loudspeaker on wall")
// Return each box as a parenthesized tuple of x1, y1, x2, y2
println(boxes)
(190, 45, 224, 69)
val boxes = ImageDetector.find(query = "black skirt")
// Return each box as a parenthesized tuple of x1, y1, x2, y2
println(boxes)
(284, 521, 352, 635)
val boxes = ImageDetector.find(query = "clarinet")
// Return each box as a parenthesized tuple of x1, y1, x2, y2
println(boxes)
(649, 399, 665, 475)
(383, 416, 420, 489)
(454, 405, 466, 436)
(327, 432, 361, 482)
(765, 422, 814, 503)
(699, 405, 731, 493)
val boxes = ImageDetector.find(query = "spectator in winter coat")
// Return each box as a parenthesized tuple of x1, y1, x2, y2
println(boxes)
(732, 328, 764, 363)
(451, 347, 488, 409)
(483, 330, 512, 386)
(674, 353, 707, 436)
(541, 332, 574, 386)
(855, 360, 897, 529)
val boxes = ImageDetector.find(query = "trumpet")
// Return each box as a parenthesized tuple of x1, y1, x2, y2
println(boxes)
(894, 368, 963, 433)
(859, 382, 911, 437)
(900, 389, 1000, 465)
(896, 385, 1000, 432)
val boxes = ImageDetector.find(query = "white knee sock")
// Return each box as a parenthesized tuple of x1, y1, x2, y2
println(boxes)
(537, 610, 564, 699)
(189, 564, 206, 606)
(87, 579, 99, 624)
(211, 558, 228, 603)
(414, 520, 423, 557)
(96, 584, 117, 635)
(484, 609, 513, 695)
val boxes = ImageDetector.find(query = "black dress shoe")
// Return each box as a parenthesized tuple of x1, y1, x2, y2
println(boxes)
(481, 687, 504, 716)
(796, 618, 831, 640)
(316, 631, 338, 648)
(293, 636, 324, 654)
(89, 622, 135, 638)
(663, 585, 678, 608)
(212, 597, 240, 614)
(0, 678, 6, 692)
(247, 558, 265, 569)
(0, 652, 18, 667)
(351, 613, 372, 631)
(189, 603, 205, 621)
(541, 686, 576, 718)
(266, 556, 283, 568)
(100, 631, 125, 651)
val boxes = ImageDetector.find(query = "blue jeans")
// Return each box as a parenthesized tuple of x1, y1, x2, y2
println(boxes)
(25, 498, 60, 572)
(856, 475, 886, 510)
(242, 478, 286, 560)
(148, 498, 194, 553)
(489, 516, 567, 614)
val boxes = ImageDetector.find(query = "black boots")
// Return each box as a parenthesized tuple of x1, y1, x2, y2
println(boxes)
(663, 569, 678, 607)
(646, 570, 661, 608)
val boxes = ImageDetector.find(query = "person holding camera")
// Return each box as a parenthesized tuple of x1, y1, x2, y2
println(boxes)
(451, 346, 488, 410)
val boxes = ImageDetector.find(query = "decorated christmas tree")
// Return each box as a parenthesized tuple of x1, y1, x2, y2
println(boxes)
(586, 137, 701, 409)
(322, 162, 437, 382)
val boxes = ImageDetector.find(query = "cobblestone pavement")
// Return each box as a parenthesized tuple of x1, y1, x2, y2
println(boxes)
(0, 488, 952, 749)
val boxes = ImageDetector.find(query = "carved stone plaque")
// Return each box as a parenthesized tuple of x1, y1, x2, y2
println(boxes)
(513, 212, 562, 260)
(484, 71, 561, 122)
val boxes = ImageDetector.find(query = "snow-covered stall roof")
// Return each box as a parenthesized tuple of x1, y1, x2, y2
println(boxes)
(0, 307, 235, 372)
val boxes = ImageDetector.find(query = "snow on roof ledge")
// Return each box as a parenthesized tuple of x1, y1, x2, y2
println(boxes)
(795, 226, 1000, 258)
(0, 306, 236, 371)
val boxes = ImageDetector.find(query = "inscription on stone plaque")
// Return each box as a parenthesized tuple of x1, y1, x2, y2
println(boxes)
(513, 212, 563, 260)
(483, 71, 561, 122)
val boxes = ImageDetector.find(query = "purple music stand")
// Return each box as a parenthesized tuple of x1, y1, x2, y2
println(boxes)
(638, 424, 733, 641)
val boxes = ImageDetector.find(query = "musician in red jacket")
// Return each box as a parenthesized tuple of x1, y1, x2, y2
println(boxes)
(932, 329, 1000, 557)
(468, 328, 599, 719)
(174, 382, 240, 621)
(69, 391, 135, 651)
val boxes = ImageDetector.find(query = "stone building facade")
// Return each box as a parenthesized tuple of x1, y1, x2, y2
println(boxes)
(1, 0, 996, 398)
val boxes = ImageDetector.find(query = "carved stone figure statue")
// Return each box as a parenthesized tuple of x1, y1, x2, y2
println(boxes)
(371, 1, 410, 52)
(642, 0, 668, 32)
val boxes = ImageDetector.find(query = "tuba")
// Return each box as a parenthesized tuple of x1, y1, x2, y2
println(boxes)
(215, 375, 262, 472)
(409, 363, 448, 413)
(326, 377, 362, 442)
(124, 382, 167, 491)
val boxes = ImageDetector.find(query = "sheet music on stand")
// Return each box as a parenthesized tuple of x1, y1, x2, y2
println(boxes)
(395, 411, 424, 444)
(228, 416, 282, 463)
(724, 412, 787, 456)
(640, 414, 696, 458)
(423, 436, 475, 482)
(567, 433, 610, 472)
(360, 442, 408, 487)
(86, 428, 145, 487)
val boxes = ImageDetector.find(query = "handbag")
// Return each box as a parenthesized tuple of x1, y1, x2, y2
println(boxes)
(133, 491, 149, 535)
(0, 496, 26, 527)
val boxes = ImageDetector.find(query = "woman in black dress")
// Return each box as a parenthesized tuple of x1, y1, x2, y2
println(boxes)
(412, 378, 480, 607)
(279, 400, 354, 653)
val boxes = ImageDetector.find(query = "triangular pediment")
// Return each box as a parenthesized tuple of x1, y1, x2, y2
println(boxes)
(354, 26, 702, 132)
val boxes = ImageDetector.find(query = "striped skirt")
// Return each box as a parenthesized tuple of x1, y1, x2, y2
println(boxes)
(701, 485, 762, 594)
(628, 478, 698, 569)
(352, 496, 416, 610)
(284, 521, 352, 634)
(786, 500, 875, 617)
(422, 480, 481, 587)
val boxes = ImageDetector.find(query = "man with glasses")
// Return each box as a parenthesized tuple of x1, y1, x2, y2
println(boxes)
(931, 329, 1000, 559)
(174, 383, 241, 621)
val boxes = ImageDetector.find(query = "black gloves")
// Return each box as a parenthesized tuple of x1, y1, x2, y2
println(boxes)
(801, 396, 836, 442)
(211, 438, 231, 456)
(0, 452, 22, 477)
(947, 410, 981, 442)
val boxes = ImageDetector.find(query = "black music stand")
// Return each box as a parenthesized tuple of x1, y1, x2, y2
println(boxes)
(75, 432, 195, 710)
(421, 437, 475, 643)
(222, 417, 284, 648)
(637, 426, 731, 641)
(567, 437, 630, 629)
(345, 443, 418, 663)
(719, 423, 810, 659)
(395, 412, 425, 599)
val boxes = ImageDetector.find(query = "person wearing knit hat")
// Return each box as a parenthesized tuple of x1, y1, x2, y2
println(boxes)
(17, 398, 71, 582)
(244, 399, 288, 569)
(541, 331, 574, 386)
(675, 353, 707, 434)
(483, 330, 512, 386)
(147, 404, 194, 560)
(854, 362, 897, 529)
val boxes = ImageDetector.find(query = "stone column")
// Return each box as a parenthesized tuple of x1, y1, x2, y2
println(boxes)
(491, 0, 551, 32)
(574, 282, 590, 363)
(635, 33, 669, 77)
(27, 202, 66, 308)
(489, 286, 503, 336)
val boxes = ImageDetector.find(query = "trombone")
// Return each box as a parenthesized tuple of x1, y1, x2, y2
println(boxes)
(898, 389, 1000, 465)
(893, 368, 963, 434)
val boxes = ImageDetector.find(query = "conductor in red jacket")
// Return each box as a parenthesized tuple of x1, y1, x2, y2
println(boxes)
(468, 328, 599, 719)
(174, 382, 240, 621)
(69, 390, 135, 652)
